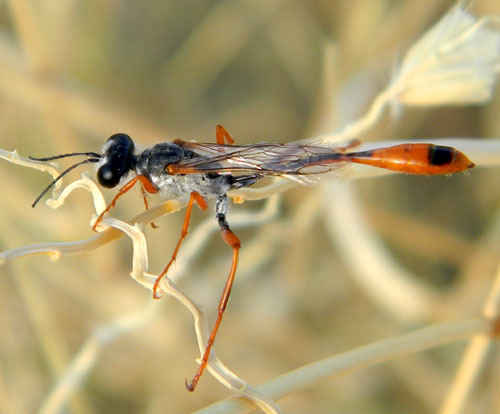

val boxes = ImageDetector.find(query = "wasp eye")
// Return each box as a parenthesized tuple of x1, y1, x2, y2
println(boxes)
(97, 133, 137, 188)
(97, 164, 122, 188)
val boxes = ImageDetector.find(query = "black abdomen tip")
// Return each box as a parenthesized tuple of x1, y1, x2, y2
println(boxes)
(428, 145, 454, 166)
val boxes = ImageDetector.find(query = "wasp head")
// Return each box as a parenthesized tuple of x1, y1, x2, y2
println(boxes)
(30, 133, 137, 207)
(97, 133, 136, 188)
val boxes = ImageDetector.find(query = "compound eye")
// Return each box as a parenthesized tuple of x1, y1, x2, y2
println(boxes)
(97, 164, 122, 188)
(97, 132, 136, 188)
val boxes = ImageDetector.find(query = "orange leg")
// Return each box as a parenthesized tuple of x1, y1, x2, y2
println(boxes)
(92, 175, 158, 232)
(152, 191, 208, 299)
(186, 197, 241, 391)
(140, 184, 159, 229)
(338, 138, 361, 153)
(216, 124, 234, 145)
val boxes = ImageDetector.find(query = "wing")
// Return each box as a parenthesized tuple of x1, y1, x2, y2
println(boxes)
(169, 140, 351, 177)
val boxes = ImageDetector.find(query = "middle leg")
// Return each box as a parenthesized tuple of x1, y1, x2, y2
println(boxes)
(153, 191, 207, 299)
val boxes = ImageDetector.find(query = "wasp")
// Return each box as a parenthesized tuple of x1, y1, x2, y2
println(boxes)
(30, 125, 475, 390)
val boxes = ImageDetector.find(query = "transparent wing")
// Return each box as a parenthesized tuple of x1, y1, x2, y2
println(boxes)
(171, 140, 355, 177)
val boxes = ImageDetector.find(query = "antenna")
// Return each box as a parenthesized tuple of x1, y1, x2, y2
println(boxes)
(29, 152, 101, 161)
(31, 157, 101, 208)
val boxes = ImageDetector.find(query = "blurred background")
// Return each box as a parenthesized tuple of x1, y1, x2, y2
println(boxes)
(0, 0, 499, 413)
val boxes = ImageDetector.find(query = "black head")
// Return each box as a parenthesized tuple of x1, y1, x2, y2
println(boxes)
(30, 133, 136, 208)
(96, 133, 136, 188)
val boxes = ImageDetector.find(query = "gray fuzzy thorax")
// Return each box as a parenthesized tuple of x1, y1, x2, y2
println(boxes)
(132, 142, 249, 202)
(148, 172, 232, 202)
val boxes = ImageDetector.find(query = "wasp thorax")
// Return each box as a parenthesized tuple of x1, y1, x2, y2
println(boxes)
(135, 142, 188, 178)
(97, 133, 136, 188)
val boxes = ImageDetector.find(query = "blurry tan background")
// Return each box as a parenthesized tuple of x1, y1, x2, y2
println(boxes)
(0, 0, 499, 413)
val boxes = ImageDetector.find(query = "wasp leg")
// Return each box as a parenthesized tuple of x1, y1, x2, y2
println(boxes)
(186, 195, 241, 392)
(92, 175, 158, 232)
(216, 124, 234, 145)
(139, 183, 159, 229)
(152, 191, 207, 299)
(338, 139, 361, 153)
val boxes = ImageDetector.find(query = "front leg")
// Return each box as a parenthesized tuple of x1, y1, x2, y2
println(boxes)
(92, 175, 158, 232)
(186, 194, 241, 391)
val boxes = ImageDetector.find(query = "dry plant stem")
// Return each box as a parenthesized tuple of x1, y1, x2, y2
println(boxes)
(439, 260, 500, 414)
(36, 204, 282, 413)
(331, 87, 395, 143)
(230, 178, 295, 202)
(45, 172, 106, 213)
(115, 210, 280, 413)
(162, 194, 280, 283)
(151, 271, 281, 414)
(323, 182, 435, 322)
(39, 300, 160, 414)
(11, 259, 90, 414)
(21, 193, 281, 413)
(317, 4, 500, 146)
(0, 149, 61, 190)
(38, 215, 280, 414)
(195, 318, 491, 414)
(38, 217, 155, 413)
(152, 199, 281, 412)
(0, 199, 183, 264)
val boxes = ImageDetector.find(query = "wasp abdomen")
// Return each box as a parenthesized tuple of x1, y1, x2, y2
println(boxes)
(346, 144, 475, 175)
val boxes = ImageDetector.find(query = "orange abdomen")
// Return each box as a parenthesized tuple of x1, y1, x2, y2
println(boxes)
(347, 144, 475, 175)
